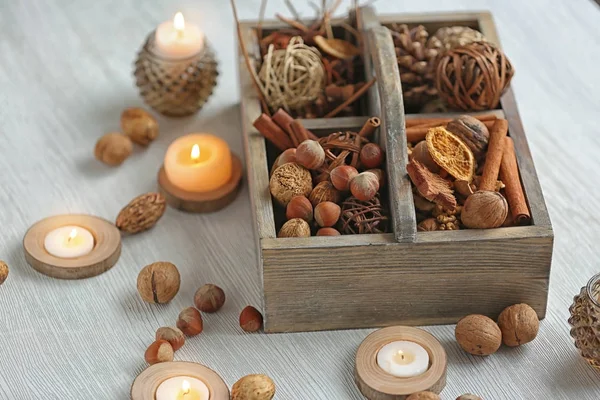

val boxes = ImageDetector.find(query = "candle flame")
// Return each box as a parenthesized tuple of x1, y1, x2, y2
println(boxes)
(68, 229, 77, 242)
(191, 144, 200, 161)
(174, 12, 185, 33)
(182, 380, 191, 394)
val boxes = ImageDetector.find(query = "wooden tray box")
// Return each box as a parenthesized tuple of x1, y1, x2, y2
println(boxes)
(238, 8, 553, 333)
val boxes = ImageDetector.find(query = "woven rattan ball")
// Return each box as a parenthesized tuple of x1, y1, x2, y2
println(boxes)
(339, 195, 389, 234)
(435, 41, 514, 111)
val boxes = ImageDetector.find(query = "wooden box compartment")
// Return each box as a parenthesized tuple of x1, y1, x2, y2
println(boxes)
(238, 8, 553, 333)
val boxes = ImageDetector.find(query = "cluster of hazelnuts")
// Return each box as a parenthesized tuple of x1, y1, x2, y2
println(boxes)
(270, 137, 385, 237)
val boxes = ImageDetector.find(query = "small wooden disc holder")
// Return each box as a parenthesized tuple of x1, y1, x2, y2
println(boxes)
(157, 153, 243, 213)
(131, 361, 229, 400)
(355, 326, 447, 400)
(23, 214, 121, 280)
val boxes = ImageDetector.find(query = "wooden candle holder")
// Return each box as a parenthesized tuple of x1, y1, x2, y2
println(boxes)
(131, 361, 229, 400)
(355, 326, 447, 400)
(157, 153, 243, 213)
(23, 214, 121, 280)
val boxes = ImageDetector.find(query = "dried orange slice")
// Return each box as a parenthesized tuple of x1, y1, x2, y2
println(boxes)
(426, 126, 475, 182)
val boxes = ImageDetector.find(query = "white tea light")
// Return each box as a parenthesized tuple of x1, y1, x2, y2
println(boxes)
(155, 376, 209, 400)
(155, 12, 205, 59)
(44, 226, 94, 259)
(376, 340, 429, 378)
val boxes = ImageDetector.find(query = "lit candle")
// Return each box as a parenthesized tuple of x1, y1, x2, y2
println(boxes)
(155, 376, 209, 400)
(376, 341, 430, 378)
(164, 133, 232, 192)
(155, 12, 204, 59)
(44, 226, 94, 258)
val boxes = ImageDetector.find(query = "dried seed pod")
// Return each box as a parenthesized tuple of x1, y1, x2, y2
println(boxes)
(461, 191, 508, 229)
(455, 314, 502, 356)
(278, 218, 311, 238)
(269, 163, 313, 207)
(239, 306, 263, 332)
(121, 107, 159, 146)
(407, 160, 456, 212)
(155, 327, 185, 351)
(194, 284, 226, 313)
(286, 196, 313, 222)
(176, 307, 203, 336)
(426, 126, 475, 182)
(137, 262, 180, 304)
(350, 172, 380, 202)
(144, 340, 174, 365)
(296, 140, 325, 170)
(497, 303, 539, 347)
(94, 133, 133, 166)
(330, 165, 359, 192)
(314, 201, 341, 228)
(411, 140, 440, 173)
(116, 192, 166, 234)
(231, 374, 275, 400)
(309, 181, 341, 207)
(359, 143, 384, 169)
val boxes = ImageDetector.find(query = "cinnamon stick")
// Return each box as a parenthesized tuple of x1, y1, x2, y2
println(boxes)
(324, 78, 376, 118)
(405, 117, 498, 143)
(289, 120, 310, 145)
(479, 119, 509, 191)
(359, 117, 381, 138)
(272, 109, 318, 140)
(253, 113, 294, 151)
(405, 114, 497, 128)
(500, 136, 531, 226)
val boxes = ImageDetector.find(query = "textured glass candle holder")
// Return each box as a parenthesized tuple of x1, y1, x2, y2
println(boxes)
(134, 31, 218, 117)
(568, 273, 600, 369)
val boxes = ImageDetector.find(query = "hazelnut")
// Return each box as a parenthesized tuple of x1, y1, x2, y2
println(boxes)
(240, 306, 263, 332)
(286, 196, 313, 222)
(0, 261, 8, 285)
(330, 165, 358, 191)
(461, 191, 508, 229)
(309, 181, 341, 207)
(366, 168, 386, 189)
(193, 284, 226, 313)
(456, 395, 483, 400)
(94, 133, 133, 166)
(406, 392, 441, 400)
(411, 141, 440, 173)
(360, 143, 384, 169)
(278, 218, 311, 238)
(455, 314, 502, 356)
(314, 201, 341, 227)
(155, 327, 185, 351)
(418, 218, 439, 232)
(296, 140, 325, 170)
(316, 227, 341, 236)
(350, 172, 380, 202)
(120, 107, 159, 146)
(231, 374, 275, 400)
(176, 307, 203, 336)
(447, 115, 490, 161)
(269, 163, 313, 207)
(271, 148, 297, 175)
(497, 303, 539, 347)
(144, 340, 174, 365)
(137, 262, 180, 304)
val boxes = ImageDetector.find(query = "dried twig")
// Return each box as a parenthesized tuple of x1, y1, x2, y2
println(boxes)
(276, 13, 310, 32)
(324, 77, 375, 118)
(257, 0, 268, 44)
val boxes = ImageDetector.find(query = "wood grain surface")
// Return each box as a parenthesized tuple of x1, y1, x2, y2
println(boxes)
(0, 1, 599, 399)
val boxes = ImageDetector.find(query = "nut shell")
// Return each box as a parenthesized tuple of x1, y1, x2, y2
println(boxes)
(350, 172, 380, 202)
(286, 196, 313, 222)
(411, 141, 440, 173)
(406, 392, 441, 400)
(314, 202, 341, 228)
(0, 261, 8, 285)
(231, 374, 275, 400)
(497, 303, 539, 347)
(194, 284, 226, 313)
(136, 262, 180, 304)
(116, 192, 166, 234)
(455, 314, 502, 356)
(271, 148, 297, 175)
(176, 307, 203, 336)
(330, 165, 358, 191)
(278, 218, 311, 238)
(269, 163, 313, 207)
(296, 140, 325, 170)
(360, 143, 384, 169)
(461, 191, 508, 229)
(94, 132, 133, 166)
(418, 218, 439, 232)
(155, 327, 185, 351)
(309, 181, 341, 207)
(121, 107, 159, 146)
(456, 394, 483, 400)
(240, 306, 263, 332)
(144, 340, 174, 365)
(446, 115, 489, 161)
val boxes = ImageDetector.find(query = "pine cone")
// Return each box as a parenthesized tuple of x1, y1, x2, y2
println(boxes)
(390, 24, 443, 108)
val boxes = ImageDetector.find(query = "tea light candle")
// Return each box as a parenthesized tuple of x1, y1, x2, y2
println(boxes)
(155, 12, 204, 59)
(155, 376, 209, 400)
(44, 226, 94, 259)
(376, 341, 429, 377)
(164, 133, 232, 193)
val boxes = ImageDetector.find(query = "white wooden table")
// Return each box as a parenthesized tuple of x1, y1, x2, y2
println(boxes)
(1, 0, 599, 398)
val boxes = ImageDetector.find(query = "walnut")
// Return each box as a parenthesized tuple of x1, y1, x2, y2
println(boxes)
(437, 214, 460, 230)
(94, 133, 133, 166)
(455, 314, 502, 356)
(121, 107, 159, 145)
(309, 181, 341, 207)
(456, 395, 483, 400)
(497, 303, 539, 347)
(446, 115, 489, 161)
(269, 163, 313, 207)
(461, 191, 508, 229)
